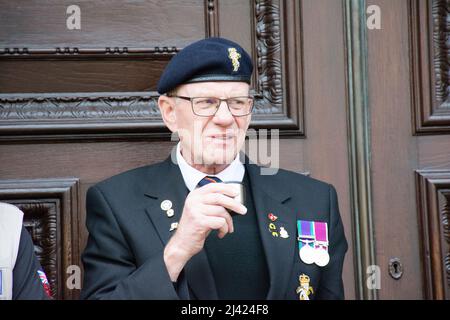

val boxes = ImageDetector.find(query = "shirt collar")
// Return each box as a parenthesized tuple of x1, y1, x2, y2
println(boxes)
(176, 142, 245, 192)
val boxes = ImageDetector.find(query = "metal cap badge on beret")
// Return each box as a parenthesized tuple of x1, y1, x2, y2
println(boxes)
(157, 37, 253, 94)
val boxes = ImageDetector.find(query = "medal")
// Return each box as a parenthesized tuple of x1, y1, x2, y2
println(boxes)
(314, 247, 330, 267)
(37, 269, 52, 297)
(297, 220, 315, 264)
(299, 243, 315, 264)
(297, 220, 330, 267)
(313, 222, 330, 267)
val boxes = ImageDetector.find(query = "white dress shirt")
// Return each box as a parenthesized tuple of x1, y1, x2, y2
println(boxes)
(176, 142, 245, 192)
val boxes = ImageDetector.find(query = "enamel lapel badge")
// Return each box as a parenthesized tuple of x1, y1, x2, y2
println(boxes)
(296, 274, 314, 300)
(267, 213, 289, 239)
(161, 200, 175, 218)
(297, 220, 330, 267)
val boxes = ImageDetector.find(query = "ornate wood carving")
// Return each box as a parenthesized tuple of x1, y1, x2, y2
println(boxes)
(250, 0, 304, 136)
(410, 0, 450, 135)
(0, 178, 80, 300)
(0, 92, 159, 120)
(416, 170, 450, 299)
(0, 47, 179, 58)
(0, 0, 305, 141)
(254, 0, 283, 112)
(19, 201, 58, 298)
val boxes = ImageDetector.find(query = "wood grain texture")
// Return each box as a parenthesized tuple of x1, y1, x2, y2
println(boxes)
(301, 0, 355, 299)
(368, 0, 423, 299)
(0, 0, 205, 49)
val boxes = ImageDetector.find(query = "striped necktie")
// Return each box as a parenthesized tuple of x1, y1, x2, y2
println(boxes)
(197, 176, 222, 187)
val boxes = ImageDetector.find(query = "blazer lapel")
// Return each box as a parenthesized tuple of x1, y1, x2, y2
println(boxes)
(143, 155, 218, 299)
(144, 157, 188, 246)
(246, 162, 297, 300)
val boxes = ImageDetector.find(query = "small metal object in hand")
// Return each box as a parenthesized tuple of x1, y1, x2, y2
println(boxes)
(224, 181, 245, 215)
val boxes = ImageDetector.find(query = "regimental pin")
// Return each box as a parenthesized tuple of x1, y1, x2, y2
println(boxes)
(161, 200, 172, 211)
(169, 222, 178, 232)
(228, 47, 241, 72)
(279, 227, 289, 239)
(166, 209, 174, 218)
(296, 274, 314, 300)
(268, 222, 278, 237)
(268, 213, 278, 222)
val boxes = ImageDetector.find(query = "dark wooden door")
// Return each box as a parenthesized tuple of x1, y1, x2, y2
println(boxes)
(367, 0, 450, 299)
(2, 0, 447, 300)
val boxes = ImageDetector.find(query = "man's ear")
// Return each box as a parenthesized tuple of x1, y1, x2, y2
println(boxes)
(158, 95, 178, 133)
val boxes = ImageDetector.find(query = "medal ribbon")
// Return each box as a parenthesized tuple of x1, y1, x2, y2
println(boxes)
(313, 221, 328, 250)
(297, 220, 315, 249)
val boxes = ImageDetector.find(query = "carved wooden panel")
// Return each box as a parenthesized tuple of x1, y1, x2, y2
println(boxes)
(0, 178, 80, 300)
(410, 0, 450, 135)
(0, 0, 305, 141)
(416, 170, 450, 299)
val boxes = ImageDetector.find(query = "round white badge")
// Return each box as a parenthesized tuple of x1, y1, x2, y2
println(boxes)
(299, 244, 315, 264)
(314, 249, 330, 267)
(166, 209, 174, 217)
(160, 200, 172, 211)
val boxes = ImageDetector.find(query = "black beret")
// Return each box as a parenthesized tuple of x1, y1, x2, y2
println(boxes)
(157, 37, 253, 94)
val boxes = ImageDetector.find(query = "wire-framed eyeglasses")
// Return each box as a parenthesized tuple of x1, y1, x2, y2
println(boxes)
(169, 95, 254, 117)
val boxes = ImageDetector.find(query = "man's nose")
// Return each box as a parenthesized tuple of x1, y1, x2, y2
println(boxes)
(212, 100, 234, 124)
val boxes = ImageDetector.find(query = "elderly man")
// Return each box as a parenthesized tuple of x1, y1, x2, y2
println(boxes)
(81, 37, 348, 300)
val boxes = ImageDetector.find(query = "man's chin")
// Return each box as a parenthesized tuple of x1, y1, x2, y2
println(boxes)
(200, 150, 237, 166)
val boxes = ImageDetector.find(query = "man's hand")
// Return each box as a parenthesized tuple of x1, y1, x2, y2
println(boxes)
(163, 183, 247, 281)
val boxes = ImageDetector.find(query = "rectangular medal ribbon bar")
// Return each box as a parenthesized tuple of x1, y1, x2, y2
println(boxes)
(313, 221, 328, 248)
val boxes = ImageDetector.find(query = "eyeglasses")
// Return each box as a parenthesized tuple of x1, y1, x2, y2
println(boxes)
(169, 95, 254, 117)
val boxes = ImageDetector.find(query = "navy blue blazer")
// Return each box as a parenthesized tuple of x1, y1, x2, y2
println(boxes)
(81, 155, 348, 300)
